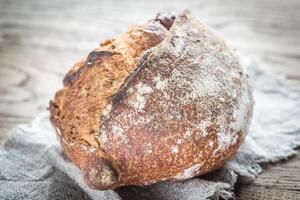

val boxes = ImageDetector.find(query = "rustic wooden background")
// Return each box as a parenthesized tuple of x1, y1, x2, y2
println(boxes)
(0, 0, 299, 199)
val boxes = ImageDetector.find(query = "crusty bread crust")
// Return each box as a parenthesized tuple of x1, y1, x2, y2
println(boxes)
(50, 11, 253, 190)
(50, 19, 169, 147)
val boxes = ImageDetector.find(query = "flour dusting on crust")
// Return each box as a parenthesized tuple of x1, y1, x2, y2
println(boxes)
(174, 163, 203, 180)
(95, 11, 253, 186)
(128, 82, 154, 112)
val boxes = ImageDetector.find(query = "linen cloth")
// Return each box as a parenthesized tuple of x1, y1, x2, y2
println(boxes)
(1, 57, 300, 200)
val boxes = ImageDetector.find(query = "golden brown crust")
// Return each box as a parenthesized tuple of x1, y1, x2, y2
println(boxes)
(50, 20, 169, 147)
(50, 11, 253, 190)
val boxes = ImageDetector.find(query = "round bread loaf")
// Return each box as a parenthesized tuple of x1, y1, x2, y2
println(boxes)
(50, 10, 253, 190)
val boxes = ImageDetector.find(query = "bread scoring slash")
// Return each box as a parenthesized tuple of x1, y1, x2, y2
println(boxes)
(49, 10, 253, 190)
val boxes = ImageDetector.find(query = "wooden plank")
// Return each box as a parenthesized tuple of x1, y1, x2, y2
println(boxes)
(0, 0, 300, 199)
(236, 185, 300, 200)
(236, 153, 300, 199)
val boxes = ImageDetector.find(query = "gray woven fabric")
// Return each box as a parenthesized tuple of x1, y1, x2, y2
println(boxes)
(1, 57, 300, 200)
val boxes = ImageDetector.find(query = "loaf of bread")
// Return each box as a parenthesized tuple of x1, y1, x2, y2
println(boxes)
(50, 10, 253, 190)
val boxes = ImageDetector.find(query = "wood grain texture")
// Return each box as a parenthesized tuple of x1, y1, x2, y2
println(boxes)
(236, 153, 300, 200)
(0, 0, 299, 199)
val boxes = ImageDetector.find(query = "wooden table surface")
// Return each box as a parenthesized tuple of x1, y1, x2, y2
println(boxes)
(0, 0, 300, 199)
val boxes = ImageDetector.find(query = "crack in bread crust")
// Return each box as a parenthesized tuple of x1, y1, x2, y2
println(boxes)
(50, 19, 170, 146)
(50, 15, 172, 188)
